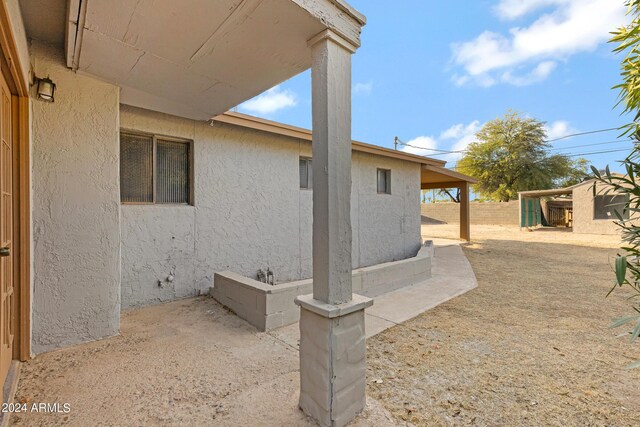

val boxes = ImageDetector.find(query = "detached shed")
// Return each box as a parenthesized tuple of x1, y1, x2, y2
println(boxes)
(518, 179, 626, 235)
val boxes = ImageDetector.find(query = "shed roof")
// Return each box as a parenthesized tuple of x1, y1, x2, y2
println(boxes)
(518, 179, 595, 198)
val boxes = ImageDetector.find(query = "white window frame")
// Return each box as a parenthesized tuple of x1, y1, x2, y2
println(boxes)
(377, 168, 391, 195)
(300, 157, 313, 190)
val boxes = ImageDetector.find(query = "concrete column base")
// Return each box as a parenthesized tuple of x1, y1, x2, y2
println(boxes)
(295, 294, 374, 427)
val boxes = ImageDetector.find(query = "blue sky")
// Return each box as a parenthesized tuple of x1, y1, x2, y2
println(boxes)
(238, 0, 631, 172)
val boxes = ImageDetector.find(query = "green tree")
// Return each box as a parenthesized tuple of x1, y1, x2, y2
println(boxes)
(594, 0, 640, 369)
(457, 111, 590, 202)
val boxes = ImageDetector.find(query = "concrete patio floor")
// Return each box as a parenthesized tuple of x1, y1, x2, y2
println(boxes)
(9, 239, 476, 426)
(269, 238, 477, 348)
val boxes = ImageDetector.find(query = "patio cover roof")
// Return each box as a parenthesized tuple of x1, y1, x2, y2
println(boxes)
(19, 0, 365, 120)
(420, 164, 478, 189)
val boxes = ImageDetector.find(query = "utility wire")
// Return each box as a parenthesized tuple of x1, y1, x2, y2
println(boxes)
(394, 127, 624, 155)
(412, 139, 634, 157)
(447, 147, 633, 171)
(550, 139, 634, 151)
(544, 127, 620, 143)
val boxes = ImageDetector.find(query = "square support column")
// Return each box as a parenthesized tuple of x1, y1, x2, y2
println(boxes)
(309, 29, 354, 305)
(460, 182, 470, 241)
(297, 29, 372, 427)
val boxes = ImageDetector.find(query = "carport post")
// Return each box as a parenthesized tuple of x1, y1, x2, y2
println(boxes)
(295, 29, 373, 427)
(460, 182, 470, 241)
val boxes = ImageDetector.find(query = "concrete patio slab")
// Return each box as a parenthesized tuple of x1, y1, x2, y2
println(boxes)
(267, 238, 477, 348)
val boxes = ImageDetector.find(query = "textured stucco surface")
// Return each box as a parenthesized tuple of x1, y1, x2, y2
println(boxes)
(212, 242, 432, 332)
(572, 182, 620, 235)
(120, 106, 421, 309)
(31, 42, 121, 354)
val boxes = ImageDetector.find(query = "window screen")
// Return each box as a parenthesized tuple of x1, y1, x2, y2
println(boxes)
(594, 195, 627, 220)
(120, 133, 153, 203)
(300, 157, 312, 189)
(377, 169, 391, 194)
(120, 131, 192, 204)
(157, 140, 190, 204)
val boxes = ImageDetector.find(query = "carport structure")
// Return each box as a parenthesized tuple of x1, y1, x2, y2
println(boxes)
(421, 165, 478, 241)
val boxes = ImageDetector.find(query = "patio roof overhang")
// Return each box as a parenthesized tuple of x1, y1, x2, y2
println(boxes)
(19, 0, 365, 120)
(420, 164, 477, 190)
(420, 165, 477, 242)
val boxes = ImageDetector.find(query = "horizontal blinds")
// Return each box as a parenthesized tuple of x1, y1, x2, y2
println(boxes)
(157, 139, 190, 204)
(120, 133, 153, 203)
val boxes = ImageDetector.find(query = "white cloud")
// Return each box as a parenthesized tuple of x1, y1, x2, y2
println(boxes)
(501, 61, 557, 86)
(451, 0, 626, 86)
(400, 136, 438, 156)
(400, 121, 482, 162)
(494, 0, 570, 20)
(353, 81, 373, 95)
(440, 121, 483, 161)
(239, 85, 297, 115)
(402, 119, 574, 163)
(545, 120, 577, 140)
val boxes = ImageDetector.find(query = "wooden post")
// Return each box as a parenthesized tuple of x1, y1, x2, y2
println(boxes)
(460, 182, 470, 241)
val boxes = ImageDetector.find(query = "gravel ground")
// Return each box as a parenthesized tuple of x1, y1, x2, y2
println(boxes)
(367, 224, 640, 426)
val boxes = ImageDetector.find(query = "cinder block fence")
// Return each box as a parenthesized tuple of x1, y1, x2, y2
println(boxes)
(421, 201, 519, 226)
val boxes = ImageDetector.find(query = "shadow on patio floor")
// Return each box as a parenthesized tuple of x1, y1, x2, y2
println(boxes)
(11, 297, 399, 426)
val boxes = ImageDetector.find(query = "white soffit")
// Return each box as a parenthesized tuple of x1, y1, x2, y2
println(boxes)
(72, 0, 326, 120)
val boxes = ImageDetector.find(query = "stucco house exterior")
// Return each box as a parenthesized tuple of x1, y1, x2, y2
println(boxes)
(0, 1, 475, 425)
(518, 178, 625, 235)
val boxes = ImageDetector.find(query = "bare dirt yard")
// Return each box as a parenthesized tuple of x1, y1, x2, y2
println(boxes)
(367, 224, 640, 426)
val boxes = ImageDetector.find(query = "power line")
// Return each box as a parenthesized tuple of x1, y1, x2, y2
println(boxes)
(447, 147, 633, 171)
(550, 139, 634, 151)
(395, 127, 624, 155)
(565, 147, 632, 157)
(544, 127, 620, 143)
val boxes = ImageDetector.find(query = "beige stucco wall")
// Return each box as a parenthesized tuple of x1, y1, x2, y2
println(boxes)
(421, 201, 519, 226)
(31, 42, 121, 354)
(120, 106, 421, 308)
(572, 181, 620, 235)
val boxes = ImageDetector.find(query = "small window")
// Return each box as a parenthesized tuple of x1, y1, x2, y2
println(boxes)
(594, 194, 627, 220)
(377, 168, 391, 194)
(120, 131, 192, 204)
(300, 157, 312, 189)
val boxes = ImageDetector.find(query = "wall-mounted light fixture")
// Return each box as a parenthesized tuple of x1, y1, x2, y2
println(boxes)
(35, 76, 55, 102)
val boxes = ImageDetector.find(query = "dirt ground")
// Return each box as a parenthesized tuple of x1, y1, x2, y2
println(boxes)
(367, 224, 640, 426)
(9, 297, 399, 427)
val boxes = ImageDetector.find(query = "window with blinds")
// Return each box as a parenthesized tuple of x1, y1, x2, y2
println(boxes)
(377, 168, 391, 194)
(120, 131, 192, 205)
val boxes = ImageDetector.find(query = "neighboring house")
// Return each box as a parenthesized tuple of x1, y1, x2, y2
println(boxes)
(518, 178, 625, 235)
(0, 1, 476, 423)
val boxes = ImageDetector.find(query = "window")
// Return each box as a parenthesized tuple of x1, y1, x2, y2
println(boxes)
(594, 194, 627, 220)
(377, 168, 391, 194)
(120, 131, 192, 204)
(300, 157, 312, 189)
